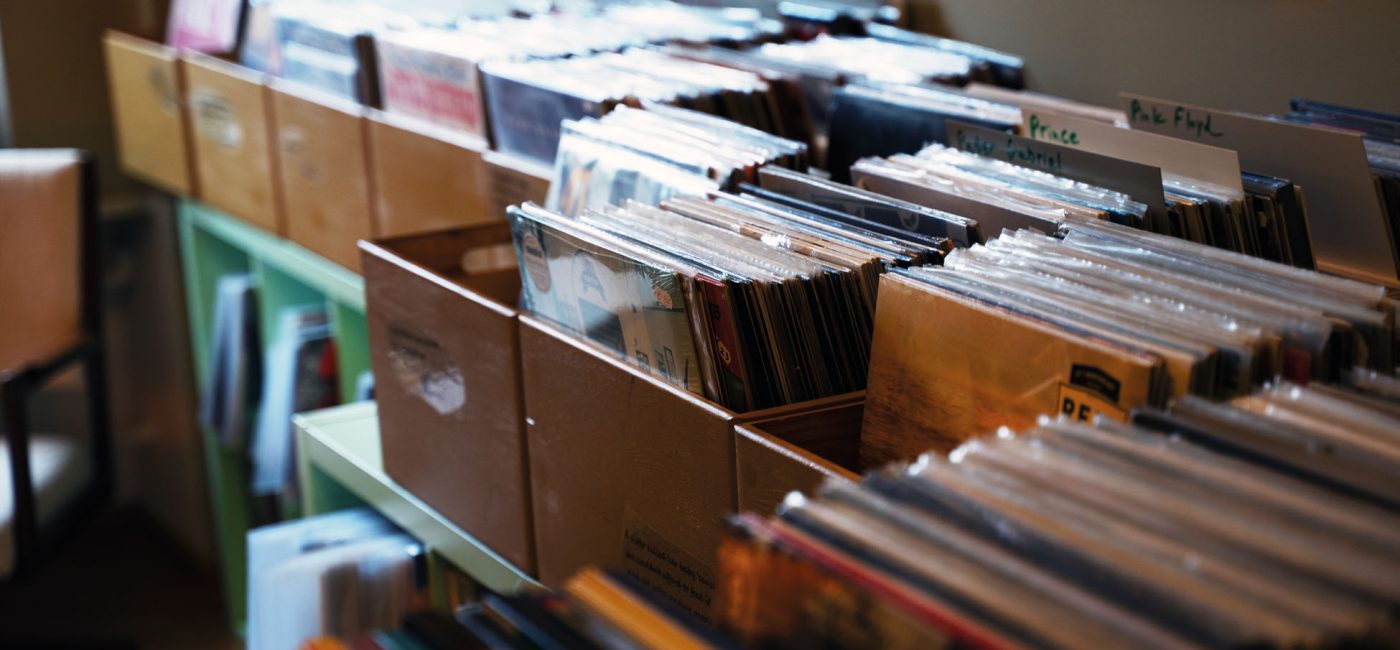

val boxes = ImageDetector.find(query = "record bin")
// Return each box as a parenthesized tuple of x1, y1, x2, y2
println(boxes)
(519, 315, 866, 608)
(270, 79, 377, 273)
(360, 223, 535, 574)
(367, 110, 496, 238)
(734, 396, 863, 516)
(183, 52, 285, 235)
(104, 31, 196, 196)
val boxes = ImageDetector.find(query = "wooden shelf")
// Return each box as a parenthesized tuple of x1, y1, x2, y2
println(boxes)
(294, 402, 540, 595)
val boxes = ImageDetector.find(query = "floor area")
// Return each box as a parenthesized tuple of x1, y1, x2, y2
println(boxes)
(0, 506, 240, 650)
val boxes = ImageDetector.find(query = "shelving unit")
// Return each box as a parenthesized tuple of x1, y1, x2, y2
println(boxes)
(176, 199, 372, 632)
(293, 402, 540, 595)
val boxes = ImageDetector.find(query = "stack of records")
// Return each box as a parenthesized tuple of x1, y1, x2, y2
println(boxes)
(862, 23, 1026, 89)
(774, 0, 892, 39)
(659, 43, 837, 149)
(862, 220, 1395, 460)
(1144, 382, 1400, 510)
(1237, 171, 1314, 268)
(481, 49, 786, 165)
(1351, 366, 1400, 401)
(266, 0, 422, 105)
(753, 166, 981, 247)
(826, 83, 1021, 181)
(852, 141, 1149, 239)
(715, 382, 1400, 649)
(508, 190, 948, 411)
(547, 104, 807, 217)
(377, 4, 782, 139)
(597, 3, 783, 46)
(853, 139, 1314, 265)
(668, 32, 1026, 167)
(753, 35, 978, 87)
(1289, 99, 1400, 143)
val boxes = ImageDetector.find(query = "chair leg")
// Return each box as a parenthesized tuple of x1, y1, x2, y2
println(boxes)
(84, 346, 115, 501)
(2, 372, 39, 580)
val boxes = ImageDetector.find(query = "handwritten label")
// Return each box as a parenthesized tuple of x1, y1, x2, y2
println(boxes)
(952, 125, 1064, 174)
(1020, 107, 1245, 200)
(1126, 99, 1222, 138)
(1119, 92, 1397, 279)
(1024, 112, 1080, 146)
(947, 120, 1169, 227)
(622, 509, 716, 622)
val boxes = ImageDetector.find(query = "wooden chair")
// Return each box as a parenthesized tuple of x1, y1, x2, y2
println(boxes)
(0, 149, 113, 580)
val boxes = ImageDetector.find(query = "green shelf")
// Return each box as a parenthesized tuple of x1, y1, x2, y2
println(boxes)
(181, 201, 364, 311)
(294, 402, 539, 595)
(176, 199, 372, 633)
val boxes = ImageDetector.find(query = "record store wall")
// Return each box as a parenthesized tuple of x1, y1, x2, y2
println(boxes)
(911, 0, 1400, 115)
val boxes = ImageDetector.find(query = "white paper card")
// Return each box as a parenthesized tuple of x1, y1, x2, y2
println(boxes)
(1021, 107, 1245, 200)
(1119, 93, 1396, 281)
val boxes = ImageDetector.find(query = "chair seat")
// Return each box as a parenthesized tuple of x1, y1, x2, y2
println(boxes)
(0, 433, 92, 578)
(0, 330, 81, 379)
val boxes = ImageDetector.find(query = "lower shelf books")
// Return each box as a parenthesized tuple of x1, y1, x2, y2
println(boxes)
(450, 569, 734, 650)
(284, 568, 738, 649)
(712, 382, 1400, 650)
(250, 304, 340, 522)
(199, 276, 347, 524)
(247, 509, 427, 650)
(200, 274, 261, 450)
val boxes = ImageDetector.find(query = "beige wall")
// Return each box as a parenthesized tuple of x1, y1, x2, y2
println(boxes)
(0, 0, 166, 192)
(910, 0, 1400, 115)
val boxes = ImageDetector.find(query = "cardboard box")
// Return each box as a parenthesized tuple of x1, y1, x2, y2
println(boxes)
(367, 111, 496, 237)
(361, 223, 533, 573)
(483, 150, 551, 224)
(863, 272, 1166, 466)
(734, 397, 863, 516)
(271, 81, 376, 272)
(520, 315, 861, 616)
(103, 31, 195, 195)
(183, 53, 284, 234)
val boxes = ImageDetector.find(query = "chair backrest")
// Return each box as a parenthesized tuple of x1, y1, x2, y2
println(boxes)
(0, 149, 94, 374)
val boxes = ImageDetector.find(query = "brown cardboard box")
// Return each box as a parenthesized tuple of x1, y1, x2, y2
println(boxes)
(270, 81, 376, 272)
(862, 272, 1166, 466)
(734, 397, 863, 516)
(103, 31, 195, 195)
(360, 223, 533, 573)
(367, 111, 495, 237)
(183, 53, 284, 234)
(520, 315, 861, 617)
(482, 150, 550, 223)
(519, 315, 734, 607)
